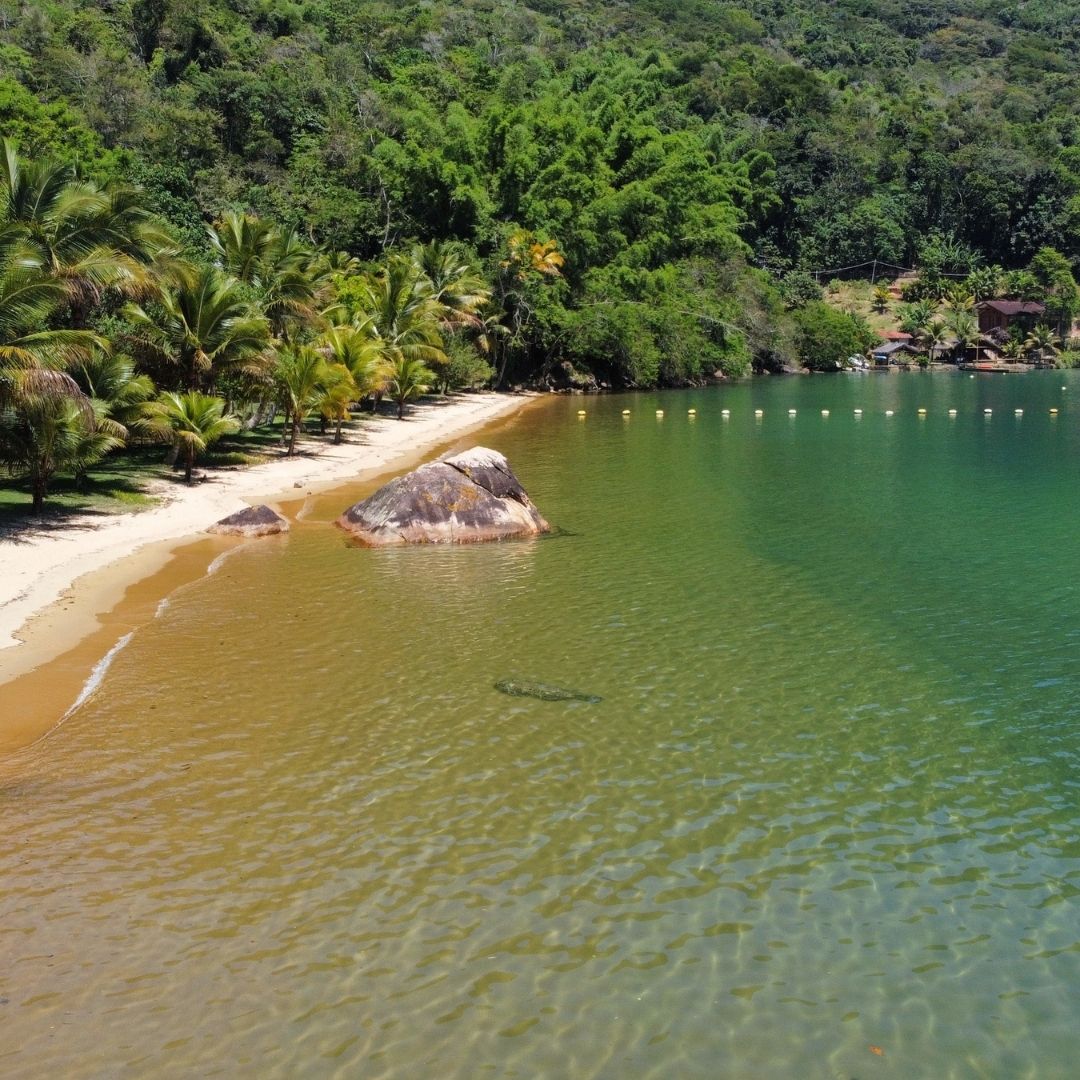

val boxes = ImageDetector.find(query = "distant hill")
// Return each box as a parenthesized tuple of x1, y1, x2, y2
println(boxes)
(1, 1, 1076, 382)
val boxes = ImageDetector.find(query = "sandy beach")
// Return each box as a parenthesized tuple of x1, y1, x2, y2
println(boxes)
(0, 392, 536, 661)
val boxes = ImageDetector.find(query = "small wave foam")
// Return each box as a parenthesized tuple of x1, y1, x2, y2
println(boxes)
(155, 597, 171, 618)
(63, 633, 134, 720)
(207, 550, 234, 576)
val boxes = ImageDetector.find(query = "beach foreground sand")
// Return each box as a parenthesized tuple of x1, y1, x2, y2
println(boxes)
(0, 393, 536, 657)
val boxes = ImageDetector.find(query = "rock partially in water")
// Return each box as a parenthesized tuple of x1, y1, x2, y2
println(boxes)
(207, 504, 290, 537)
(494, 679, 602, 703)
(337, 447, 550, 546)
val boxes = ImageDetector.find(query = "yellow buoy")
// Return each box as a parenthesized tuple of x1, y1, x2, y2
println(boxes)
(854, 408, 862, 415)
(721, 408, 730, 417)
(755, 409, 763, 418)
(577, 409, 586, 417)
(885, 409, 894, 416)
(789, 408, 797, 416)
(1015, 408, 1023, 416)
(948, 409, 957, 417)
(821, 409, 829, 417)
(622, 408, 631, 416)
(1051, 408, 1059, 415)
(984, 408, 992, 415)
(918, 408, 927, 415)
(656, 409, 664, 418)
(688, 408, 696, 415)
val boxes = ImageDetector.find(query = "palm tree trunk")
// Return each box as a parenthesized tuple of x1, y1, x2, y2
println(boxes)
(31, 475, 45, 516)
(334, 416, 344, 444)
(288, 415, 300, 456)
(185, 445, 195, 483)
(397, 396, 405, 420)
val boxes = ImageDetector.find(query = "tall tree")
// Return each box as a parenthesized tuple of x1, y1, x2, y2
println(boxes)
(125, 265, 271, 390)
(148, 390, 240, 483)
(0, 140, 178, 326)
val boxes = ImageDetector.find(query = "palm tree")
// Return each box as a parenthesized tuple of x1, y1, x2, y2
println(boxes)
(208, 212, 279, 283)
(1024, 324, 1059, 361)
(411, 240, 489, 326)
(897, 300, 935, 338)
(0, 140, 179, 325)
(0, 393, 122, 514)
(0, 231, 101, 419)
(274, 346, 328, 455)
(503, 229, 566, 279)
(318, 324, 388, 409)
(316, 363, 358, 444)
(125, 265, 271, 390)
(944, 285, 975, 314)
(946, 310, 978, 353)
(349, 258, 447, 393)
(493, 229, 565, 385)
(148, 390, 240, 483)
(871, 285, 891, 313)
(73, 351, 157, 438)
(922, 318, 950, 363)
(210, 213, 332, 341)
(386, 355, 435, 420)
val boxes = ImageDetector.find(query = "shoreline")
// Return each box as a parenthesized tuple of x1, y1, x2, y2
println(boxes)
(0, 392, 541, 749)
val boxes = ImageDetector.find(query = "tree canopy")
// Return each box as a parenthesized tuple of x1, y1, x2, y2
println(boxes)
(0, 0, 1078, 391)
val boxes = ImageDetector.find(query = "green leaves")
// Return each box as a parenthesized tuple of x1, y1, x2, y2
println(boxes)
(125, 264, 271, 388)
(147, 390, 240, 482)
(794, 302, 876, 372)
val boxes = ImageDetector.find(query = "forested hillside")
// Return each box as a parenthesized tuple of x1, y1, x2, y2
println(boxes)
(2, 0, 1079, 386)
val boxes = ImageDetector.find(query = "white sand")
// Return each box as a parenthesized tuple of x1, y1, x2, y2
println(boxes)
(0, 393, 536, 653)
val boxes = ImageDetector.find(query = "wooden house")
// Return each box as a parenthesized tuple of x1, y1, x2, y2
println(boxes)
(976, 300, 1045, 335)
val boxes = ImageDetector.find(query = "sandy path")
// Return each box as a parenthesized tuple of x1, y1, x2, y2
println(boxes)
(0, 393, 536, 653)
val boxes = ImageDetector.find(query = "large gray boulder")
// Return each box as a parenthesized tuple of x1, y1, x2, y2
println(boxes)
(207, 504, 290, 537)
(337, 447, 550, 546)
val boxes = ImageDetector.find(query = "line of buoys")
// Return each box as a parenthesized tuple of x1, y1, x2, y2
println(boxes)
(613, 406, 1067, 420)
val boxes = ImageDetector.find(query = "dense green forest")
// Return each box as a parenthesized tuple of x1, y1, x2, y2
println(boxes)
(2, 0, 1080, 413)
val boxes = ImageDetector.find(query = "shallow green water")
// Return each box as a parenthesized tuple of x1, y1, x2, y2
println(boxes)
(3, 372, 1080, 1078)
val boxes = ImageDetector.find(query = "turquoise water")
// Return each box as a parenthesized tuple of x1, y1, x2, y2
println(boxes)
(2, 372, 1079, 1078)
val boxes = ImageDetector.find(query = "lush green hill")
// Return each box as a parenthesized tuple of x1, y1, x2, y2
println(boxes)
(1, 0, 1078, 384)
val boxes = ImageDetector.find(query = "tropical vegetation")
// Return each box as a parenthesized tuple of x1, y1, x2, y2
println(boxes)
(3, 0, 1080, 510)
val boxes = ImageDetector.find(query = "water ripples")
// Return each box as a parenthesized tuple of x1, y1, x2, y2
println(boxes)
(3, 376, 1080, 1077)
